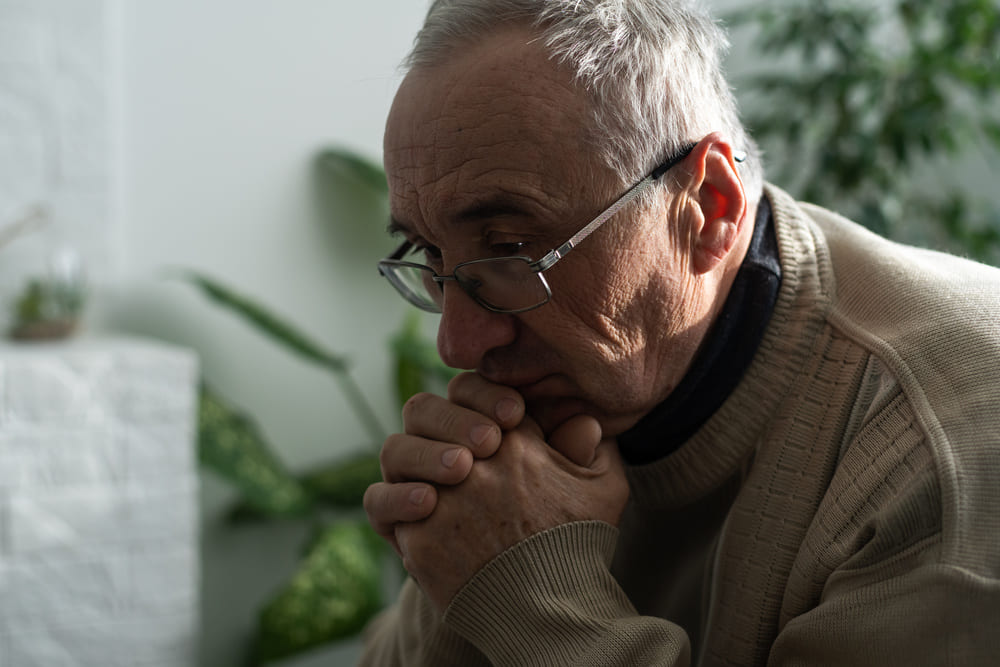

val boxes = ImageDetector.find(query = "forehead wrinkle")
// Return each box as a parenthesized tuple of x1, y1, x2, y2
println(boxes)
(384, 29, 609, 248)
(403, 116, 552, 210)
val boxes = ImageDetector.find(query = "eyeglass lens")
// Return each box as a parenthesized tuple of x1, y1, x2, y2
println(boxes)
(456, 258, 549, 311)
(382, 256, 549, 313)
(382, 264, 442, 311)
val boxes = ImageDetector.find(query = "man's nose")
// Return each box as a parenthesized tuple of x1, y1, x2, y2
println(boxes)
(436, 283, 516, 370)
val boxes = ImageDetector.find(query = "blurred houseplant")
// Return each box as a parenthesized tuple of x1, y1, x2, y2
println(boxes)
(186, 149, 455, 664)
(9, 249, 86, 340)
(1, 206, 87, 340)
(729, 0, 1000, 264)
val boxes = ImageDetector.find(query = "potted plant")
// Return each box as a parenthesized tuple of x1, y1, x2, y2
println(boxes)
(186, 149, 455, 664)
(728, 0, 1000, 264)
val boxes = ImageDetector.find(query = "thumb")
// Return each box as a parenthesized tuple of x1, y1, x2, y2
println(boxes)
(547, 414, 602, 467)
(591, 435, 624, 475)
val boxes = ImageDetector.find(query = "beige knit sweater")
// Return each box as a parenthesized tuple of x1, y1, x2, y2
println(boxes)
(359, 185, 1000, 666)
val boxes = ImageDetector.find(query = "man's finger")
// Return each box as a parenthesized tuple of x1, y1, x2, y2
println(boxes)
(591, 436, 624, 474)
(402, 392, 503, 459)
(363, 481, 437, 554)
(547, 414, 603, 467)
(380, 433, 474, 484)
(447, 372, 525, 431)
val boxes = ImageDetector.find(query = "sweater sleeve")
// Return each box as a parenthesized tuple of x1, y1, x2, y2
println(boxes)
(768, 559, 1000, 665)
(358, 577, 490, 667)
(766, 382, 1000, 666)
(443, 521, 691, 666)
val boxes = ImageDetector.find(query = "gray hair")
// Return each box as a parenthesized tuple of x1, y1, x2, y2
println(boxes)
(404, 0, 763, 200)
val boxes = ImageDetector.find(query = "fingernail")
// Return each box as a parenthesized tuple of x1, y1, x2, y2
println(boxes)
(495, 398, 518, 423)
(409, 487, 428, 505)
(441, 448, 462, 468)
(470, 423, 494, 447)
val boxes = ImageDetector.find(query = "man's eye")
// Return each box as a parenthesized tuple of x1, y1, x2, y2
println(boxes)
(409, 243, 441, 263)
(491, 242, 527, 256)
(421, 248, 447, 273)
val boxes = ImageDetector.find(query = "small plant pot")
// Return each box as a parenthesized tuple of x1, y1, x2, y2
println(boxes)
(9, 317, 79, 341)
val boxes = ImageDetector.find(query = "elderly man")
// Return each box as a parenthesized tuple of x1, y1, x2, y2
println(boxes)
(360, 0, 1000, 664)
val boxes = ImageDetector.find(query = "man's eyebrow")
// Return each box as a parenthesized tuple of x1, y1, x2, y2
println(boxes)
(386, 218, 410, 236)
(387, 197, 533, 236)
(455, 197, 531, 223)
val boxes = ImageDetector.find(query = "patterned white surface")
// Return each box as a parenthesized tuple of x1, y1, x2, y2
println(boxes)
(0, 0, 115, 304)
(0, 337, 199, 666)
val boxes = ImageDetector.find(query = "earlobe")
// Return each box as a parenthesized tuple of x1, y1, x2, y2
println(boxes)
(687, 134, 747, 275)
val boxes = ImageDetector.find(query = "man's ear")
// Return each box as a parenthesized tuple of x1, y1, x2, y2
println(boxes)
(683, 132, 747, 274)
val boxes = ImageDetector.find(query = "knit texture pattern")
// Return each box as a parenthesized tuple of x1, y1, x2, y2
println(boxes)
(359, 185, 1000, 666)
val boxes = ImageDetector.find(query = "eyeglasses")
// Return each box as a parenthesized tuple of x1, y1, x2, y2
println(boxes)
(378, 142, 745, 314)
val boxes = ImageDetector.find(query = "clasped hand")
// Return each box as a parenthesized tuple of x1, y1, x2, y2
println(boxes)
(363, 372, 629, 612)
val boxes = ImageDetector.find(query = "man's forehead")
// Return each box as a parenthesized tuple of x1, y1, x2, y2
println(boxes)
(383, 30, 598, 234)
(386, 29, 591, 154)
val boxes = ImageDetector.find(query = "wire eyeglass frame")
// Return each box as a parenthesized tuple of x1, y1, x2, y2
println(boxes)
(377, 142, 745, 314)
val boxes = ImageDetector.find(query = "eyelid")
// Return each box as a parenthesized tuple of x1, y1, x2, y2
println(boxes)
(486, 227, 534, 243)
(490, 240, 527, 255)
(410, 241, 442, 261)
(393, 230, 436, 256)
(387, 220, 433, 253)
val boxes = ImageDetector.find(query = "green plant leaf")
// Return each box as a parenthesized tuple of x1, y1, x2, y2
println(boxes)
(733, 0, 1000, 264)
(390, 313, 459, 411)
(181, 272, 348, 373)
(198, 386, 314, 517)
(315, 148, 388, 198)
(982, 120, 1000, 145)
(181, 271, 388, 442)
(14, 280, 46, 323)
(255, 520, 385, 663)
(392, 315, 429, 410)
(299, 452, 382, 509)
(394, 356, 424, 414)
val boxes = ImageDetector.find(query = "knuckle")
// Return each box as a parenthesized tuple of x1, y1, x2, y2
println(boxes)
(379, 435, 404, 475)
(396, 526, 413, 556)
(400, 553, 417, 578)
(401, 392, 432, 424)
(437, 407, 462, 438)
(362, 482, 383, 516)
(412, 442, 435, 471)
(381, 433, 403, 454)
(396, 526, 427, 571)
(503, 428, 532, 454)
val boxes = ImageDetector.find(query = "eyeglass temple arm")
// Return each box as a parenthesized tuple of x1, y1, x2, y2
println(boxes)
(534, 144, 747, 272)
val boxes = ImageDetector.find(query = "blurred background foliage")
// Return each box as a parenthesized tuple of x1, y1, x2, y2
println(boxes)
(188, 150, 456, 665)
(728, 0, 1000, 265)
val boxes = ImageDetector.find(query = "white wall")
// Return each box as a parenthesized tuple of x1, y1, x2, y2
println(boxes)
(104, 2, 430, 665)
(0, 0, 113, 322)
(110, 0, 429, 466)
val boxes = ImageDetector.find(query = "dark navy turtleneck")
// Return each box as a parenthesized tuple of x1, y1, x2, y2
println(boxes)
(618, 194, 782, 465)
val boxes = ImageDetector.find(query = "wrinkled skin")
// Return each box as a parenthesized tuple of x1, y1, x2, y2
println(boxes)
(363, 26, 751, 613)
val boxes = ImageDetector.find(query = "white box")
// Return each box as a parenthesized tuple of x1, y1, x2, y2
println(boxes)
(0, 336, 199, 667)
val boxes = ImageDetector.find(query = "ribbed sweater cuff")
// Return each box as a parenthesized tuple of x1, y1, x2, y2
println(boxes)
(442, 521, 636, 665)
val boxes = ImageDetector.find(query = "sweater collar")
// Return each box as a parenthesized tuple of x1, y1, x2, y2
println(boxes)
(622, 185, 835, 508)
(619, 195, 782, 465)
